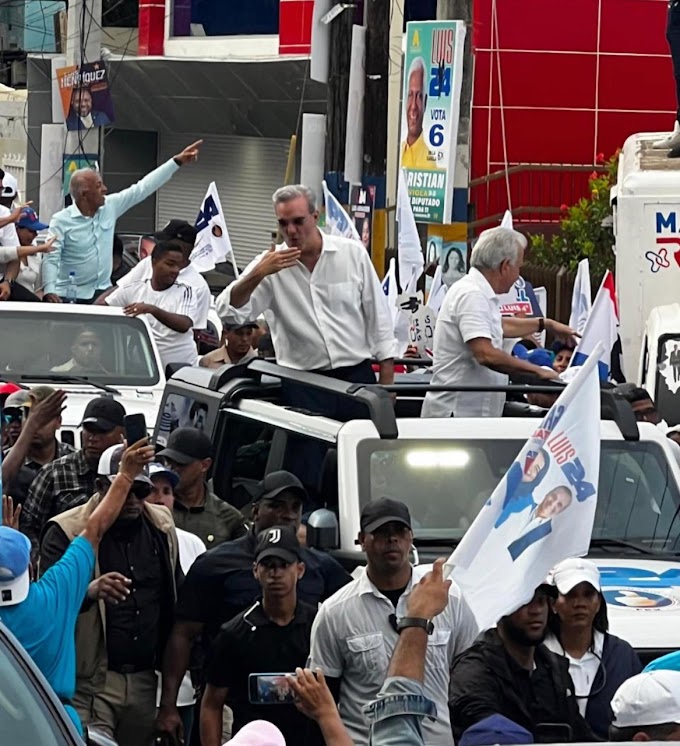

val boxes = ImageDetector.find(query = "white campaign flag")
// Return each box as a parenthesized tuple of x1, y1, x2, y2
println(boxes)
(444, 347, 602, 630)
(427, 264, 447, 317)
(382, 258, 399, 329)
(500, 210, 513, 229)
(191, 182, 238, 275)
(569, 259, 592, 335)
(322, 180, 361, 242)
(397, 168, 424, 292)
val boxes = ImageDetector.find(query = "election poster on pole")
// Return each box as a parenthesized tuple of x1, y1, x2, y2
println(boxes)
(399, 20, 466, 224)
(444, 347, 602, 630)
(56, 61, 115, 132)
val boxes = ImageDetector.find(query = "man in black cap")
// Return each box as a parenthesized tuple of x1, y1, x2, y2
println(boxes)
(308, 498, 478, 746)
(157, 426, 247, 549)
(98, 219, 210, 331)
(449, 585, 594, 743)
(156, 470, 350, 744)
(200, 321, 259, 369)
(39, 442, 181, 746)
(200, 525, 323, 746)
(21, 396, 126, 553)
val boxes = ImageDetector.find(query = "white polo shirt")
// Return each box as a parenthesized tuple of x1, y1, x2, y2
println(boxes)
(118, 256, 211, 329)
(421, 267, 507, 418)
(216, 231, 397, 371)
(308, 564, 478, 746)
(106, 279, 200, 368)
(0, 205, 19, 281)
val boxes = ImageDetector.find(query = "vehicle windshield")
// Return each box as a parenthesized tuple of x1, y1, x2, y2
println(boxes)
(358, 439, 680, 554)
(0, 310, 160, 387)
(655, 335, 680, 426)
(0, 629, 73, 745)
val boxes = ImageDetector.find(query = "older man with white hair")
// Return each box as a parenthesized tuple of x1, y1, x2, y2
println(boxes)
(42, 141, 202, 304)
(422, 227, 575, 418)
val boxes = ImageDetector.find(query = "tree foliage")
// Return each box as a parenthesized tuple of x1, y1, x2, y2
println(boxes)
(528, 153, 618, 279)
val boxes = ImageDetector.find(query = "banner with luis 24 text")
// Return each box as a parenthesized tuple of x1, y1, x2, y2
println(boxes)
(399, 20, 466, 224)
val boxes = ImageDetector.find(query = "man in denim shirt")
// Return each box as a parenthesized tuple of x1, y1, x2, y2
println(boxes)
(43, 140, 202, 303)
(291, 559, 452, 746)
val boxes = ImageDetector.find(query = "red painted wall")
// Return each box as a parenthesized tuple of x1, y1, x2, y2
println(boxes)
(471, 0, 675, 220)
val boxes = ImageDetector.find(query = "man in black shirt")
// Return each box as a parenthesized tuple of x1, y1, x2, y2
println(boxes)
(449, 586, 596, 743)
(157, 470, 351, 744)
(200, 525, 323, 746)
(40, 443, 181, 746)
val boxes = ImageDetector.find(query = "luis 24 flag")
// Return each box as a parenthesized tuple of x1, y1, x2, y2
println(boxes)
(397, 168, 425, 294)
(569, 270, 618, 381)
(322, 181, 361, 243)
(191, 182, 238, 275)
(444, 347, 602, 631)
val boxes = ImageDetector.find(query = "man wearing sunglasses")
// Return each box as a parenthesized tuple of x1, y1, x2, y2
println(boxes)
(39, 442, 181, 746)
(21, 396, 126, 553)
(2, 388, 30, 448)
(217, 184, 396, 417)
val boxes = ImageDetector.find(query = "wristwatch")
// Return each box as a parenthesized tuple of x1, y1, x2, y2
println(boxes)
(396, 617, 434, 635)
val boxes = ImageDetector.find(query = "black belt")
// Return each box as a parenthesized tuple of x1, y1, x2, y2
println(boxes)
(110, 663, 153, 675)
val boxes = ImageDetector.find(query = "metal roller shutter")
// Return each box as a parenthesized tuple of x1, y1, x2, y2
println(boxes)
(156, 133, 290, 269)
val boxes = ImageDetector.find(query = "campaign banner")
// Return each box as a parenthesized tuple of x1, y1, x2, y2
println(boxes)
(57, 61, 115, 132)
(444, 348, 602, 630)
(191, 182, 238, 275)
(497, 277, 542, 317)
(400, 20, 466, 224)
(63, 154, 98, 197)
(322, 181, 361, 242)
(349, 185, 376, 254)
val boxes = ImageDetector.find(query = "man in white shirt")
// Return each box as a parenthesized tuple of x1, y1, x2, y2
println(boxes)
(98, 220, 211, 330)
(308, 498, 478, 746)
(422, 227, 576, 418)
(216, 185, 396, 414)
(104, 242, 200, 369)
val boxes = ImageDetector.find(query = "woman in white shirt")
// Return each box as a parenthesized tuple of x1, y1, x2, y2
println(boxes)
(544, 558, 641, 739)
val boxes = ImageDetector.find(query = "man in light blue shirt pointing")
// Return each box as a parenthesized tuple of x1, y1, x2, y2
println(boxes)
(43, 140, 203, 303)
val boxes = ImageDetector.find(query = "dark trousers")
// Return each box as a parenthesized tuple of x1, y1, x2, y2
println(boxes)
(668, 1, 680, 121)
(7, 281, 39, 302)
(282, 360, 376, 504)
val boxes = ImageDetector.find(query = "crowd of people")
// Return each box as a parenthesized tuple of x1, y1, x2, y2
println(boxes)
(3, 155, 680, 746)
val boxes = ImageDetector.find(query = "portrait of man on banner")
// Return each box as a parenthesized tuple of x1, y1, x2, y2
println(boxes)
(57, 61, 116, 132)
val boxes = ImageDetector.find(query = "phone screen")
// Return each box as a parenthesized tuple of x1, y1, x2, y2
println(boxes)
(124, 413, 147, 445)
(248, 673, 295, 705)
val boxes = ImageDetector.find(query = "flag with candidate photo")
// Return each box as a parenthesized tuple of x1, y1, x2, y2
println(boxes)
(322, 181, 361, 243)
(191, 182, 238, 275)
(444, 347, 602, 630)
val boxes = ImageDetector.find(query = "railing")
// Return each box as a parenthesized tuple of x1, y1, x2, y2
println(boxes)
(470, 163, 608, 234)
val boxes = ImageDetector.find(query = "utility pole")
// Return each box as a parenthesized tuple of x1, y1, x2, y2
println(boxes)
(437, 0, 473, 236)
(363, 0, 390, 273)
(384, 0, 404, 242)
(325, 6, 355, 190)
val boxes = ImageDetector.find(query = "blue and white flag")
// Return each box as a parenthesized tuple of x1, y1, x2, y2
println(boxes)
(322, 181, 361, 242)
(444, 348, 602, 630)
(569, 258, 592, 335)
(191, 182, 238, 275)
(570, 270, 618, 381)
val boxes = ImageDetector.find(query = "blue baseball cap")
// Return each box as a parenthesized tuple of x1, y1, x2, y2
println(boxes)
(459, 715, 533, 746)
(0, 527, 31, 607)
(149, 462, 179, 489)
(527, 348, 554, 368)
(17, 207, 48, 231)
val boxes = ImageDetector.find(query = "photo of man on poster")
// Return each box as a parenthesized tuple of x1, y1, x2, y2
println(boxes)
(400, 57, 437, 170)
(66, 85, 112, 130)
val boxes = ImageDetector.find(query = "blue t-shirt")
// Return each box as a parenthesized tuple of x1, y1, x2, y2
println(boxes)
(0, 536, 95, 732)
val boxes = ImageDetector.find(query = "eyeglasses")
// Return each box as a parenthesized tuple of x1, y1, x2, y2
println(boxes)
(131, 483, 152, 500)
(2, 410, 24, 425)
(277, 216, 307, 228)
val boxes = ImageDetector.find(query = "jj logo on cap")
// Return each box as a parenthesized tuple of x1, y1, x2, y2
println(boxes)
(268, 529, 281, 544)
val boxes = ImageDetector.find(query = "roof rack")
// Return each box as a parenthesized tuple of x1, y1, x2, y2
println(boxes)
(192, 360, 640, 442)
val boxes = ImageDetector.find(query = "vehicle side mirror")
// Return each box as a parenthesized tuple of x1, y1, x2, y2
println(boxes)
(86, 726, 118, 746)
(306, 509, 339, 551)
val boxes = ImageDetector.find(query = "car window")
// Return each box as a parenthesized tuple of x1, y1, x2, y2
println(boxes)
(358, 439, 680, 551)
(156, 392, 212, 445)
(0, 632, 72, 745)
(655, 335, 680, 426)
(0, 310, 159, 387)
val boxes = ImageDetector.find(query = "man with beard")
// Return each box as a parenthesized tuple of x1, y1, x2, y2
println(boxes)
(449, 586, 595, 742)
(39, 443, 180, 746)
(21, 397, 125, 553)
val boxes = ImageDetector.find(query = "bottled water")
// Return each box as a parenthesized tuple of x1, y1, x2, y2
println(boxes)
(66, 272, 77, 303)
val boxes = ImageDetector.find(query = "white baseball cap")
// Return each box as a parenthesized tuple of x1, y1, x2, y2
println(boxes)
(1, 173, 18, 198)
(548, 557, 601, 594)
(612, 671, 680, 728)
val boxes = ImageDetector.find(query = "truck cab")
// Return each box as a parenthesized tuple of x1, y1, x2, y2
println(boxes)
(155, 360, 680, 664)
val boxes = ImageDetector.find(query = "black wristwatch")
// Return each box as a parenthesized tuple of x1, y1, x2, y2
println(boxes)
(538, 317, 545, 333)
(396, 617, 434, 635)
